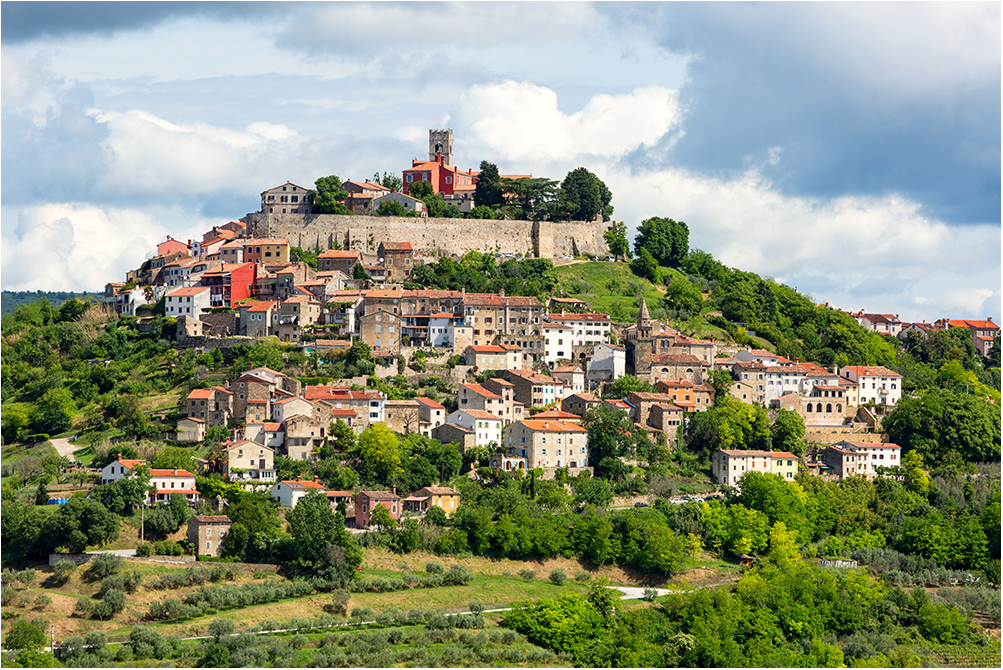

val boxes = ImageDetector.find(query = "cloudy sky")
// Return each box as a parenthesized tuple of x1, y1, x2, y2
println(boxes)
(2, 1, 999, 322)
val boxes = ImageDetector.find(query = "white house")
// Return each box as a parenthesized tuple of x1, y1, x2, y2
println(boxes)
(445, 409, 503, 448)
(551, 366, 585, 397)
(223, 440, 276, 489)
(840, 366, 903, 406)
(587, 343, 625, 385)
(428, 313, 464, 348)
(271, 477, 326, 507)
(148, 468, 199, 505)
(165, 286, 212, 318)
(100, 458, 147, 485)
(544, 312, 611, 347)
(836, 440, 901, 477)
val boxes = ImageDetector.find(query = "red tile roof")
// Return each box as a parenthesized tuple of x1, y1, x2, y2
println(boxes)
(517, 419, 588, 432)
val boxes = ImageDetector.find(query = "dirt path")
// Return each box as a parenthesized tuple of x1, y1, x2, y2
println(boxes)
(50, 438, 79, 459)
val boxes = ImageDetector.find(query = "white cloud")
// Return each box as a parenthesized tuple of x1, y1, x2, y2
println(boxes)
(458, 80, 680, 164)
(93, 110, 311, 197)
(1, 204, 171, 291)
(608, 165, 1001, 321)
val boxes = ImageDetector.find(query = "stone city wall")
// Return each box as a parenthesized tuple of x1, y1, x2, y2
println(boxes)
(243, 212, 609, 259)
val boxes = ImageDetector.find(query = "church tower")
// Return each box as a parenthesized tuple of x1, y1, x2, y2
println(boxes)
(428, 129, 453, 166)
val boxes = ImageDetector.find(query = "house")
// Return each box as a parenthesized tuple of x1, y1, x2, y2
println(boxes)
(270, 396, 317, 425)
(711, 450, 799, 488)
(551, 366, 585, 396)
(186, 386, 233, 427)
(372, 191, 427, 216)
(158, 235, 192, 258)
(654, 379, 714, 412)
(498, 419, 590, 473)
(200, 262, 257, 307)
(222, 440, 275, 489)
(834, 440, 901, 478)
(445, 409, 503, 448)
(458, 381, 524, 424)
(271, 476, 326, 507)
(850, 311, 903, 337)
(943, 318, 999, 358)
(624, 391, 683, 428)
(814, 445, 870, 480)
(276, 295, 323, 342)
(587, 343, 625, 385)
(240, 300, 278, 337)
(283, 414, 325, 461)
(244, 422, 285, 449)
(355, 490, 402, 528)
(406, 486, 461, 517)
(187, 515, 231, 558)
(261, 182, 311, 215)
(647, 403, 685, 443)
(243, 238, 290, 265)
(530, 409, 582, 424)
(839, 366, 902, 406)
(358, 308, 403, 351)
(543, 312, 611, 349)
(497, 368, 565, 409)
(318, 250, 363, 276)
(463, 293, 545, 347)
(342, 179, 391, 214)
(305, 385, 386, 428)
(176, 417, 206, 443)
(100, 458, 148, 485)
(561, 392, 602, 417)
(623, 300, 717, 375)
(432, 422, 476, 453)
(649, 353, 711, 385)
(384, 399, 422, 434)
(378, 242, 414, 279)
(415, 397, 446, 431)
(464, 344, 519, 370)
(148, 468, 199, 505)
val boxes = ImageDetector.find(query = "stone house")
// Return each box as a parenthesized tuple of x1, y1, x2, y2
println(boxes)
(378, 242, 414, 279)
(261, 182, 311, 215)
(222, 440, 275, 489)
(712, 450, 799, 488)
(283, 414, 325, 461)
(432, 422, 476, 453)
(560, 392, 602, 417)
(445, 409, 503, 448)
(176, 417, 206, 443)
(415, 397, 446, 431)
(463, 344, 520, 370)
(459, 381, 524, 424)
(318, 250, 363, 276)
(186, 386, 233, 427)
(240, 300, 278, 337)
(384, 399, 421, 434)
(498, 419, 589, 472)
(187, 515, 232, 558)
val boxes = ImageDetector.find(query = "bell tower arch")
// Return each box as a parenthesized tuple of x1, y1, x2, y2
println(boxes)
(428, 129, 453, 166)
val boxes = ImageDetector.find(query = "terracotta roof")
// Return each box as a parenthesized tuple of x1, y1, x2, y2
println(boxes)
(531, 409, 580, 420)
(167, 286, 210, 297)
(149, 468, 196, 477)
(417, 486, 459, 495)
(319, 250, 362, 259)
(719, 450, 798, 458)
(244, 301, 277, 312)
(463, 294, 543, 307)
(841, 366, 902, 378)
(516, 419, 587, 432)
(281, 479, 325, 489)
(381, 242, 413, 251)
(651, 353, 706, 365)
(192, 515, 231, 523)
(359, 490, 400, 500)
(468, 345, 507, 353)
(113, 458, 147, 469)
(179, 416, 206, 424)
(457, 409, 503, 421)
(546, 312, 610, 322)
(459, 383, 501, 399)
(415, 396, 445, 409)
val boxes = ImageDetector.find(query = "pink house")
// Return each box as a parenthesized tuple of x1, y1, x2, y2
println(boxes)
(354, 489, 401, 528)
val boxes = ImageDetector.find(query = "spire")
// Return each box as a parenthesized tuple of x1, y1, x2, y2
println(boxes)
(638, 299, 651, 327)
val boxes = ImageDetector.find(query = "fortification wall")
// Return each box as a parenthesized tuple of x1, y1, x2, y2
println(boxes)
(242, 212, 608, 258)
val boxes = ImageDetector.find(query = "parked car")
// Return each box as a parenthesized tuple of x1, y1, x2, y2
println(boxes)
(669, 498, 688, 505)
(634, 502, 650, 508)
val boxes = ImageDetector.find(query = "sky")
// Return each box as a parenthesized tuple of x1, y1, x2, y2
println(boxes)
(1, 1, 999, 323)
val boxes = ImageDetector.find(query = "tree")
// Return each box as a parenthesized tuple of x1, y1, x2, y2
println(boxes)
(150, 446, 196, 472)
(707, 368, 735, 402)
(603, 375, 655, 399)
(499, 176, 559, 220)
(663, 278, 703, 315)
(33, 387, 75, 434)
(558, 167, 612, 222)
(634, 217, 689, 267)
(603, 221, 630, 260)
(581, 405, 636, 466)
(285, 491, 361, 575)
(630, 248, 660, 282)
(771, 409, 805, 455)
(369, 503, 396, 531)
(473, 161, 504, 208)
(684, 397, 771, 457)
(902, 450, 930, 496)
(2, 616, 46, 651)
(374, 171, 403, 193)
(884, 389, 1001, 464)
(41, 496, 120, 554)
(310, 176, 350, 215)
(376, 199, 409, 217)
(407, 179, 434, 200)
(467, 205, 496, 219)
(355, 423, 403, 486)
(353, 262, 372, 281)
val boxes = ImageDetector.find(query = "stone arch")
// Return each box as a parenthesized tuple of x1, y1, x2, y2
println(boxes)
(816, 403, 823, 413)
(826, 403, 832, 413)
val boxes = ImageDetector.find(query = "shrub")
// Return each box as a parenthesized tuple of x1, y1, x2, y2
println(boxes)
(518, 569, 536, 581)
(0, 587, 17, 607)
(52, 560, 77, 584)
(468, 600, 484, 615)
(425, 561, 444, 574)
(329, 590, 350, 617)
(86, 554, 123, 580)
(575, 570, 592, 583)
(74, 597, 93, 617)
(445, 564, 472, 585)
(548, 569, 567, 586)
(642, 587, 659, 602)
(33, 594, 52, 610)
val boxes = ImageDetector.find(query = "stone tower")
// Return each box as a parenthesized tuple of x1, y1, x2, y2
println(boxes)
(429, 129, 453, 166)
(633, 299, 655, 375)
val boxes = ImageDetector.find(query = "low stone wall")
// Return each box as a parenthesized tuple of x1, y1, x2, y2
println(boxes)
(49, 553, 93, 566)
(127, 555, 195, 565)
(805, 430, 890, 445)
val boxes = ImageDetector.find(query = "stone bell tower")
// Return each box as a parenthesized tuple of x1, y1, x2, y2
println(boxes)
(428, 129, 453, 166)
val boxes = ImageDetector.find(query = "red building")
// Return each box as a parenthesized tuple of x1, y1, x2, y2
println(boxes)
(201, 262, 257, 307)
(354, 489, 401, 528)
(403, 154, 478, 198)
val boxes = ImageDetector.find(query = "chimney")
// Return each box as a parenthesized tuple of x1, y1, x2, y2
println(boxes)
(173, 468, 178, 475)
(544, 422, 549, 429)
(392, 485, 396, 495)
(499, 289, 505, 297)
(296, 476, 301, 482)
(313, 475, 319, 483)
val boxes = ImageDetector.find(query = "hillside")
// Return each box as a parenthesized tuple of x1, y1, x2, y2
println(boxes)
(1, 290, 103, 317)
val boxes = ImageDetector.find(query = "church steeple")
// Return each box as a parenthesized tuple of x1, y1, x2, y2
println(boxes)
(637, 299, 652, 337)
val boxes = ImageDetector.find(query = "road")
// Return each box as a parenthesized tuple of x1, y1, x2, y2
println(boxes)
(50, 438, 78, 459)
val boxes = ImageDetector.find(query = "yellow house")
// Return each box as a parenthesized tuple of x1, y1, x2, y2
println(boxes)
(413, 486, 462, 517)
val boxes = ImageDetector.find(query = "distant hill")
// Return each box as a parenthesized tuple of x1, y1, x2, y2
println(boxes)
(1, 290, 104, 317)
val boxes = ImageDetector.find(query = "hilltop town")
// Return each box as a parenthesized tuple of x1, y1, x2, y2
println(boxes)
(1, 130, 1000, 668)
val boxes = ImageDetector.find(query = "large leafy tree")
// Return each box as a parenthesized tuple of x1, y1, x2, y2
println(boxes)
(884, 389, 1001, 464)
(603, 221, 630, 260)
(354, 423, 404, 486)
(41, 496, 120, 554)
(310, 176, 351, 215)
(684, 397, 771, 457)
(558, 167, 613, 222)
(285, 491, 361, 574)
(500, 176, 559, 219)
(771, 409, 806, 455)
(473, 161, 504, 208)
(634, 217, 689, 267)
(663, 278, 703, 315)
